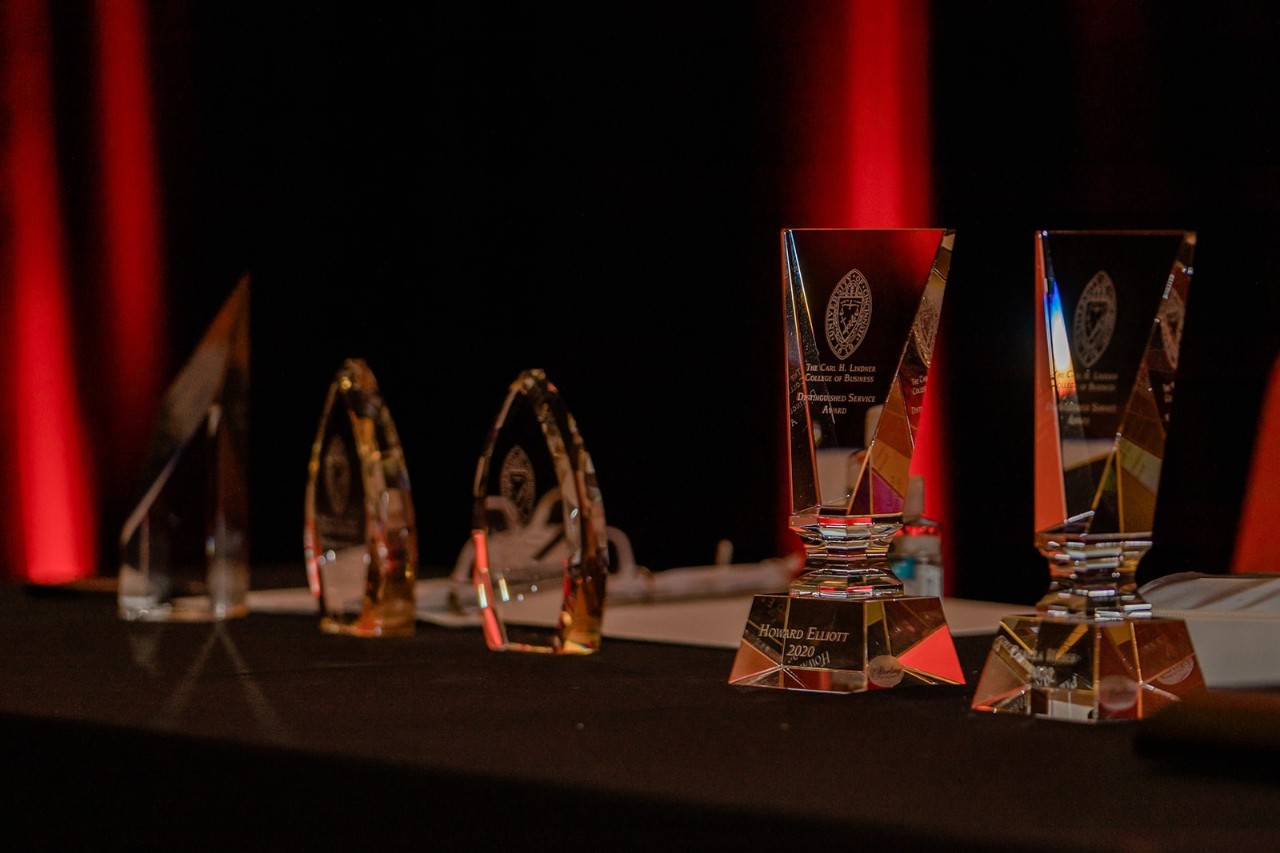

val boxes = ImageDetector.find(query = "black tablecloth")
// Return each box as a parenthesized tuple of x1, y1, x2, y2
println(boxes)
(3, 580, 1279, 851)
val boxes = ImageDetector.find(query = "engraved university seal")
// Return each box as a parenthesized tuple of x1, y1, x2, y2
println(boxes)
(322, 434, 352, 517)
(1072, 270, 1117, 369)
(914, 291, 940, 366)
(825, 269, 872, 360)
(500, 445, 536, 524)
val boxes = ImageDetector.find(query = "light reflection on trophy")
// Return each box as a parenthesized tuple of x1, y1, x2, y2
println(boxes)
(729, 229, 964, 693)
(970, 230, 1206, 722)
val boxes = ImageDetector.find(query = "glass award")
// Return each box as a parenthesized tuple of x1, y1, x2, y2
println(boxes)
(464, 369, 608, 654)
(729, 229, 965, 692)
(303, 358, 418, 637)
(970, 230, 1206, 722)
(118, 276, 250, 621)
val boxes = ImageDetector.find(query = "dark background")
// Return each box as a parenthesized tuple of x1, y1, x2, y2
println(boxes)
(47, 2, 1280, 601)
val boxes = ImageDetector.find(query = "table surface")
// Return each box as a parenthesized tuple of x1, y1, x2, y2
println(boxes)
(4, 579, 1280, 851)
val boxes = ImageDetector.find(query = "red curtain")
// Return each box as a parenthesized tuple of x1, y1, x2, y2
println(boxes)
(2, 0, 97, 583)
(0, 0, 163, 583)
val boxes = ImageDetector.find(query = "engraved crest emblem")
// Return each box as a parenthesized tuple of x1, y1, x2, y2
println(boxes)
(1072, 270, 1117, 369)
(322, 434, 352, 517)
(913, 292, 940, 367)
(1159, 286, 1186, 370)
(825, 269, 872, 360)
(500, 445, 536, 524)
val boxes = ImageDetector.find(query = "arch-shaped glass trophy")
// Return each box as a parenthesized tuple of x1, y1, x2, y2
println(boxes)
(970, 230, 1206, 722)
(465, 369, 608, 654)
(729, 229, 964, 693)
(303, 358, 418, 637)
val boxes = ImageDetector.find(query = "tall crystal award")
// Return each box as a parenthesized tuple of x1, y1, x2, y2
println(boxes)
(729, 229, 965, 692)
(303, 358, 418, 637)
(118, 277, 250, 621)
(970, 230, 1206, 722)
(465, 369, 608, 654)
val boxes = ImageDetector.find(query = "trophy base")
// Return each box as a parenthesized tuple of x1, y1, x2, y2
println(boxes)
(118, 600, 250, 622)
(728, 592, 965, 693)
(970, 613, 1206, 722)
(117, 567, 250, 622)
(320, 613, 416, 638)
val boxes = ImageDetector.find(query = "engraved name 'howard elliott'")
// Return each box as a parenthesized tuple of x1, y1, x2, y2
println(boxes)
(757, 624, 852, 643)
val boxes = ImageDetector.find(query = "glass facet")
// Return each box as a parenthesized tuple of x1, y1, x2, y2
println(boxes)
(461, 369, 608, 654)
(730, 229, 964, 692)
(303, 358, 418, 637)
(118, 277, 251, 621)
(971, 230, 1206, 721)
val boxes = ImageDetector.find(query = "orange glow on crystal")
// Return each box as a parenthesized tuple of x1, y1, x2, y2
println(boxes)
(472, 530, 506, 649)
(897, 622, 965, 684)
(1034, 237, 1070, 532)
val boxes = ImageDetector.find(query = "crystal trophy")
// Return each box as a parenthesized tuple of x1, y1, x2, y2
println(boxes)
(303, 358, 418, 637)
(465, 369, 608, 654)
(728, 229, 965, 692)
(970, 230, 1206, 722)
(118, 276, 250, 621)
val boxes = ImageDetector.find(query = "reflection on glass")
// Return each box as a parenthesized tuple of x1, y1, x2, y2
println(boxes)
(465, 369, 608, 654)
(303, 358, 417, 637)
(971, 231, 1206, 721)
(730, 229, 964, 693)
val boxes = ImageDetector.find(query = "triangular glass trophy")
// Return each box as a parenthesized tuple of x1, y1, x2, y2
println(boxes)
(118, 276, 250, 621)
(303, 358, 418, 637)
(729, 229, 965, 692)
(464, 369, 608, 654)
(970, 230, 1206, 722)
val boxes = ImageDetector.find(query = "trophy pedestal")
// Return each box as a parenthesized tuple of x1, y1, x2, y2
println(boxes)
(970, 613, 1205, 722)
(728, 591, 964, 693)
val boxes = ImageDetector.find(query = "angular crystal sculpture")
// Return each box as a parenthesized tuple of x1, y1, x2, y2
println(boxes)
(729, 229, 964, 692)
(118, 276, 250, 621)
(970, 230, 1206, 721)
(464, 369, 608, 654)
(303, 358, 418, 636)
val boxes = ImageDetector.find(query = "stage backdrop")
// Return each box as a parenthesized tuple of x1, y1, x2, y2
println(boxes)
(3, 1, 1278, 600)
